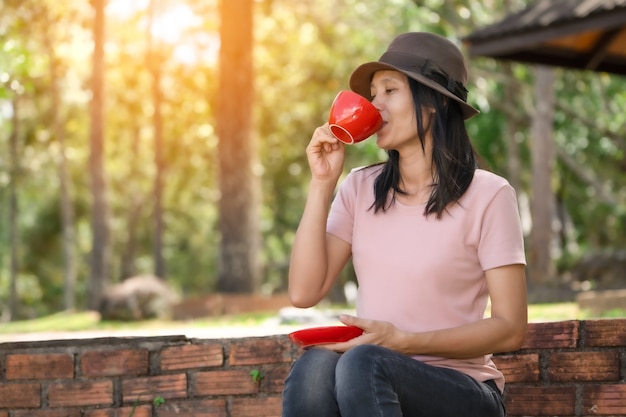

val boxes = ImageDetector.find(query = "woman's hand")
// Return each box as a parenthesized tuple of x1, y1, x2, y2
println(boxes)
(319, 314, 410, 353)
(306, 123, 345, 183)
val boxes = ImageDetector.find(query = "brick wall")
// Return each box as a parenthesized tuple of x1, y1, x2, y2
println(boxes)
(495, 319, 626, 416)
(0, 319, 624, 416)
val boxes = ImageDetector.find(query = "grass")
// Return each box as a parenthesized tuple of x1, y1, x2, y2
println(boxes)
(0, 303, 624, 336)
(527, 302, 579, 322)
(528, 302, 626, 321)
(0, 310, 277, 335)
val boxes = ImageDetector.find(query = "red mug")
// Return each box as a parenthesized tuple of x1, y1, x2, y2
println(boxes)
(328, 90, 383, 144)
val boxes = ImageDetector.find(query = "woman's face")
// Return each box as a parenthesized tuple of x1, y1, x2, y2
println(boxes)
(370, 70, 433, 152)
(370, 70, 420, 151)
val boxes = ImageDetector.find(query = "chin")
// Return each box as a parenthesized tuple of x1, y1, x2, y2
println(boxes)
(376, 135, 391, 150)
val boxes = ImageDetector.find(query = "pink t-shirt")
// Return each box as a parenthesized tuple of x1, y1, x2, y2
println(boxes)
(327, 165, 526, 392)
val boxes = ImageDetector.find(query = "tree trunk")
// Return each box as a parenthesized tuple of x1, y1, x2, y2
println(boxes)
(216, 0, 261, 293)
(151, 63, 165, 280)
(502, 0, 522, 193)
(8, 96, 20, 321)
(88, 0, 110, 309)
(528, 65, 556, 286)
(46, 38, 77, 311)
(148, 0, 166, 280)
(502, 62, 522, 193)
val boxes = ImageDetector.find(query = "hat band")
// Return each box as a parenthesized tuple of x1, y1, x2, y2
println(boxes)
(379, 51, 468, 102)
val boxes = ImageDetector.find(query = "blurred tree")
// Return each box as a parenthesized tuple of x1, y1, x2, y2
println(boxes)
(104, 3, 155, 282)
(529, 65, 556, 286)
(0, 0, 55, 319)
(88, 0, 110, 309)
(147, 0, 166, 279)
(216, 0, 261, 293)
(8, 96, 20, 320)
(42, 5, 77, 311)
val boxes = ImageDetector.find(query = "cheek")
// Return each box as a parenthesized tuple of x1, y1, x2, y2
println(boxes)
(398, 96, 417, 127)
(401, 107, 417, 132)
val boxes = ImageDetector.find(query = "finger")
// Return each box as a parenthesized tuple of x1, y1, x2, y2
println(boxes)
(316, 125, 338, 143)
(339, 314, 361, 327)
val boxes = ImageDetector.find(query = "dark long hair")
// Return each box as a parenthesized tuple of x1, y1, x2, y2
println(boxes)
(370, 77, 477, 218)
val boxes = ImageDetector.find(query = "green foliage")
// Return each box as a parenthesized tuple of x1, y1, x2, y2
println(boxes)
(127, 394, 164, 417)
(250, 369, 264, 383)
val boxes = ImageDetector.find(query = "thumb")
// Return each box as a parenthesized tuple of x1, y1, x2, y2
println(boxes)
(339, 314, 357, 326)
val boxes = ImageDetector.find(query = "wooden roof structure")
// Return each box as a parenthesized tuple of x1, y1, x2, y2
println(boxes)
(463, 0, 626, 75)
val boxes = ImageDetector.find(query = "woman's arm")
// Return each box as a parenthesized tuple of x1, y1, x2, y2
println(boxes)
(332, 264, 528, 357)
(288, 125, 352, 308)
(288, 195, 352, 308)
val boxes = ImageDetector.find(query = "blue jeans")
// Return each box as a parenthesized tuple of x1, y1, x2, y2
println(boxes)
(282, 345, 505, 417)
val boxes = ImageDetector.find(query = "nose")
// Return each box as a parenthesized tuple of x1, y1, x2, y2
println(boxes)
(371, 95, 383, 111)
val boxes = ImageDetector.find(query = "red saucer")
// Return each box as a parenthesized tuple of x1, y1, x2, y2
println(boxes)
(288, 325, 364, 348)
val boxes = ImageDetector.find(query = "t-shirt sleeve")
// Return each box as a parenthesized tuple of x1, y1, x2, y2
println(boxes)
(326, 173, 357, 245)
(478, 184, 527, 271)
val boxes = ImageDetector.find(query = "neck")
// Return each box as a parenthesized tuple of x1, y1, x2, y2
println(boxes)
(398, 146, 434, 189)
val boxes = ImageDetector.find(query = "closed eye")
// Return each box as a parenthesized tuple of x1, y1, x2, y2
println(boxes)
(371, 88, 397, 100)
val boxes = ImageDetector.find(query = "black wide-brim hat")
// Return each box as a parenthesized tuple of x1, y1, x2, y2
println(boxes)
(349, 32, 479, 120)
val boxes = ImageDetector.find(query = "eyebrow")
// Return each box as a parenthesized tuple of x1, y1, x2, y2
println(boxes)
(370, 77, 402, 88)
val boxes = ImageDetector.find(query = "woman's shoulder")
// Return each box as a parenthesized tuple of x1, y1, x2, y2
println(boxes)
(343, 164, 383, 186)
(462, 169, 516, 207)
(349, 163, 384, 177)
(471, 168, 512, 191)
(335, 164, 383, 202)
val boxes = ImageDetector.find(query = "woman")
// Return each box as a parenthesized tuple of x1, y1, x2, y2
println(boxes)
(282, 32, 527, 417)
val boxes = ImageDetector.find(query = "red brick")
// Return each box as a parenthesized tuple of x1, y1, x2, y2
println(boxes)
(521, 320, 579, 349)
(0, 383, 40, 408)
(582, 384, 626, 416)
(81, 349, 149, 377)
(231, 396, 282, 417)
(193, 369, 259, 396)
(13, 410, 81, 417)
(493, 354, 539, 383)
(547, 351, 620, 382)
(48, 380, 113, 407)
(122, 373, 187, 404)
(160, 343, 223, 371)
(261, 364, 291, 393)
(584, 319, 626, 347)
(156, 399, 227, 417)
(504, 386, 576, 416)
(84, 405, 151, 417)
(229, 338, 292, 365)
(6, 353, 74, 380)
